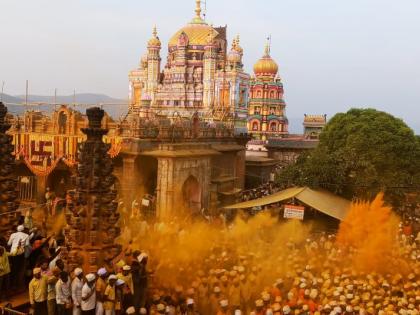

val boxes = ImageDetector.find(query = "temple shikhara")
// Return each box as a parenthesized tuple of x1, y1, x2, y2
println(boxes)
(129, 0, 250, 134)
(248, 43, 288, 140)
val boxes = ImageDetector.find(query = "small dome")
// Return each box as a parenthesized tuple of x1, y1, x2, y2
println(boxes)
(253, 43, 278, 77)
(148, 26, 161, 48)
(228, 50, 241, 63)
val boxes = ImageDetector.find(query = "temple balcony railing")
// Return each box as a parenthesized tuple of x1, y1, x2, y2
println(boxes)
(116, 120, 235, 141)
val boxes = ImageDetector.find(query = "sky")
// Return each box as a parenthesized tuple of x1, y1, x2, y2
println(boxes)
(1, 0, 419, 132)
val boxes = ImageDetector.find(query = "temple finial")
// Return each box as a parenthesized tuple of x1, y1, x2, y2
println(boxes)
(152, 25, 157, 38)
(195, 0, 201, 19)
(264, 37, 271, 56)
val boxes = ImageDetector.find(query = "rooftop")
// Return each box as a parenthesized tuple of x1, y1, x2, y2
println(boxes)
(266, 137, 319, 149)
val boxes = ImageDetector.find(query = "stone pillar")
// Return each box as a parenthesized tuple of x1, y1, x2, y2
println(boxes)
(121, 154, 141, 206)
(63, 107, 121, 272)
(155, 158, 174, 220)
(0, 102, 20, 234)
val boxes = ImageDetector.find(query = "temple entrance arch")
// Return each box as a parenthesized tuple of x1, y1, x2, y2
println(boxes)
(182, 175, 202, 215)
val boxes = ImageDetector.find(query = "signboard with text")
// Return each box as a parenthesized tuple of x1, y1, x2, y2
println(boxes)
(284, 204, 305, 220)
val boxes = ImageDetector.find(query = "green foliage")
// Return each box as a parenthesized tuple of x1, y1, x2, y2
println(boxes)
(277, 108, 420, 205)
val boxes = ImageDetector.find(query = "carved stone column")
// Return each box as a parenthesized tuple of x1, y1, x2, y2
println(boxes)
(121, 155, 140, 207)
(63, 107, 121, 272)
(0, 102, 20, 235)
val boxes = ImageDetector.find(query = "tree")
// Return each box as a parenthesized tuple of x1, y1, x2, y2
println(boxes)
(277, 108, 420, 206)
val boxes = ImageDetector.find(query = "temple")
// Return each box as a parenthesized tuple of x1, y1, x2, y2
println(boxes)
(129, 0, 250, 134)
(4, 1, 327, 223)
(247, 42, 288, 140)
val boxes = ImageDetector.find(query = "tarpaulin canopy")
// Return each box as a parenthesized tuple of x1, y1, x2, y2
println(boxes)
(224, 187, 351, 221)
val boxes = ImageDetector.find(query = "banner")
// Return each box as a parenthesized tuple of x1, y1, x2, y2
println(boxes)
(12, 133, 122, 176)
(284, 204, 305, 220)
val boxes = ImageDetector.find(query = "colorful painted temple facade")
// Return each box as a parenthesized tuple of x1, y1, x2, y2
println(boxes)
(129, 0, 250, 134)
(247, 43, 288, 140)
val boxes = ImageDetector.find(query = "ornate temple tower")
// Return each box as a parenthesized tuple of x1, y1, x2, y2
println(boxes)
(146, 27, 162, 101)
(248, 42, 288, 140)
(203, 35, 218, 109)
(0, 102, 20, 234)
(219, 36, 250, 134)
(63, 107, 121, 272)
(128, 0, 250, 135)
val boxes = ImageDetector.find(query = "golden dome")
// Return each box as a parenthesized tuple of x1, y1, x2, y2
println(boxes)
(253, 43, 278, 77)
(169, 24, 218, 47)
(148, 26, 161, 47)
(169, 0, 218, 47)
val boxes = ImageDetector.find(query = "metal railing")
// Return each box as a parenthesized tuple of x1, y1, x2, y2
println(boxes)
(0, 304, 28, 315)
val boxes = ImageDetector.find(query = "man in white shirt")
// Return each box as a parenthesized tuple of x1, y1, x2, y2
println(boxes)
(56, 271, 71, 315)
(81, 274, 97, 315)
(7, 225, 30, 255)
(72, 268, 84, 315)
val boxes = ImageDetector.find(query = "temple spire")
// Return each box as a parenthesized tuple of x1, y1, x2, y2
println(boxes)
(195, 0, 202, 19)
(191, 0, 205, 24)
(264, 37, 271, 56)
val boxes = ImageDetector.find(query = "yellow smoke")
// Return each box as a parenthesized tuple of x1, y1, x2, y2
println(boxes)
(51, 211, 66, 236)
(336, 193, 403, 274)
(117, 210, 312, 290)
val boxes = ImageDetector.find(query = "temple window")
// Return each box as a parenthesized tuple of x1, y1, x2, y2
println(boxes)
(270, 122, 277, 131)
(252, 122, 259, 131)
(254, 107, 261, 115)
(270, 107, 276, 115)
(257, 90, 262, 98)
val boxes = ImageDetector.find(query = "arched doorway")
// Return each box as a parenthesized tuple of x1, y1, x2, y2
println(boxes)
(136, 156, 158, 219)
(182, 175, 202, 214)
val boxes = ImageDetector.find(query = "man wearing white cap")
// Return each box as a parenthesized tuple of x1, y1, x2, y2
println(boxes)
(282, 305, 291, 315)
(209, 287, 222, 315)
(96, 268, 107, 315)
(117, 265, 133, 294)
(56, 271, 72, 315)
(29, 267, 48, 315)
(81, 274, 97, 315)
(104, 275, 117, 315)
(72, 268, 84, 315)
(8, 225, 30, 255)
(218, 299, 229, 315)
(137, 254, 149, 309)
(115, 279, 126, 314)
(186, 298, 197, 315)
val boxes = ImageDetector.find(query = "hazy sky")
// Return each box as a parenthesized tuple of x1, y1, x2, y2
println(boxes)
(1, 0, 419, 131)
